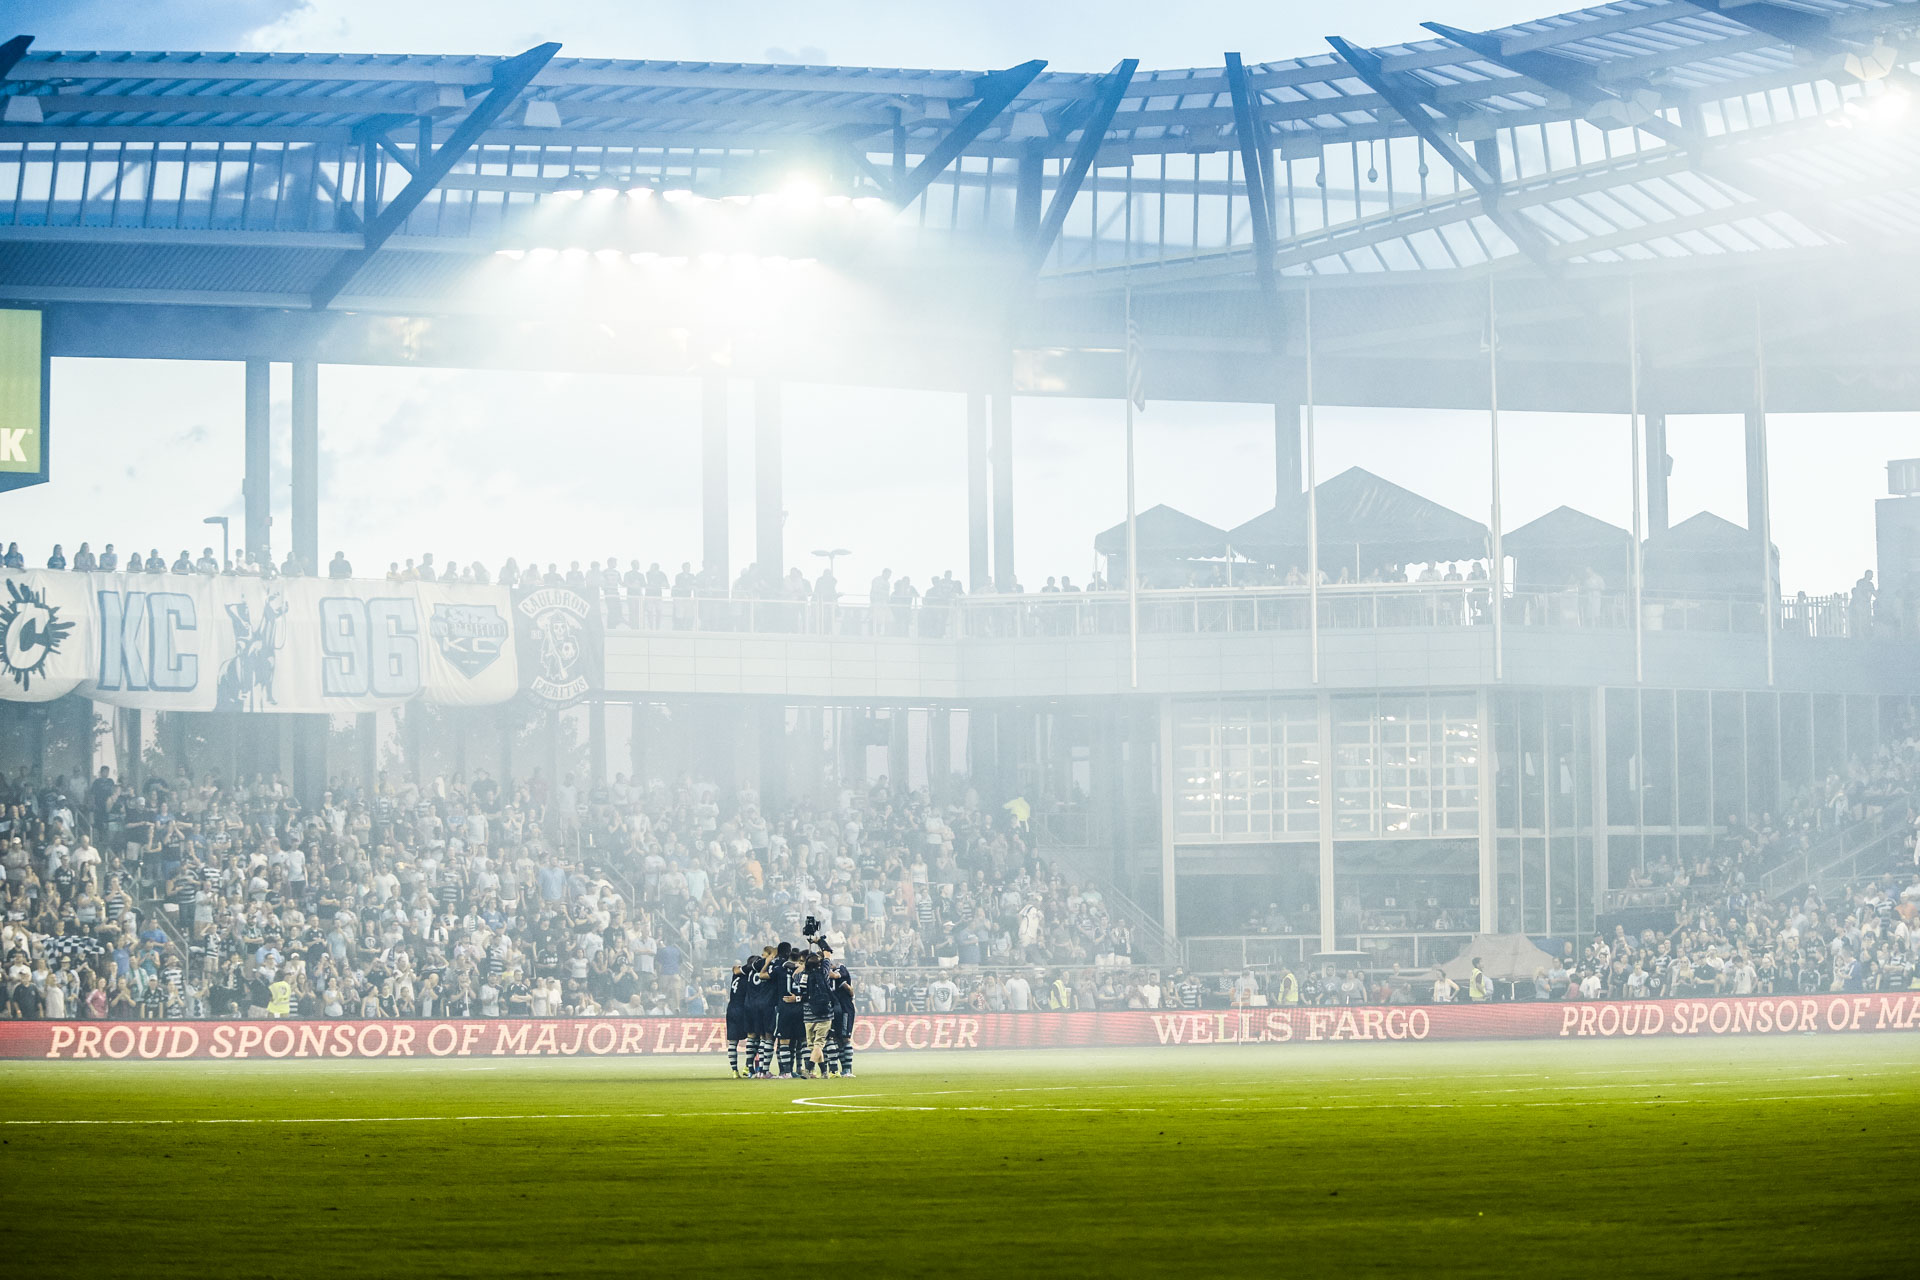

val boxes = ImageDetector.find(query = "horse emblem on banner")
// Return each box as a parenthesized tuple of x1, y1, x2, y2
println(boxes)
(217, 590, 287, 711)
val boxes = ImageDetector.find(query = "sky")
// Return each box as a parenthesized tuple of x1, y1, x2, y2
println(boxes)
(3, 1, 1910, 593)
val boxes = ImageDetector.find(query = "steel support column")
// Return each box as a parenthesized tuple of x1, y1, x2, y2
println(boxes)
(1477, 687, 1497, 934)
(1588, 685, 1610, 922)
(1274, 402, 1303, 508)
(243, 358, 271, 565)
(753, 378, 782, 581)
(967, 391, 990, 593)
(887, 707, 909, 791)
(123, 708, 144, 791)
(929, 706, 952, 804)
(1645, 412, 1671, 536)
(291, 709, 324, 809)
(1158, 694, 1177, 940)
(587, 698, 607, 787)
(290, 359, 318, 575)
(702, 375, 729, 582)
(1316, 689, 1336, 952)
(358, 711, 378, 794)
(759, 703, 788, 811)
(991, 385, 1015, 591)
(1748, 407, 1776, 683)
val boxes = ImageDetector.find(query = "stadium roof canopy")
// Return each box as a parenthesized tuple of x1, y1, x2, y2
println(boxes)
(3, 0, 1920, 412)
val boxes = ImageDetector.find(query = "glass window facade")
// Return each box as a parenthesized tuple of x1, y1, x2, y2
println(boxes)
(1598, 689, 1918, 887)
(1170, 688, 1918, 948)
(1172, 697, 1320, 843)
(1493, 691, 1595, 936)
(1332, 693, 1480, 837)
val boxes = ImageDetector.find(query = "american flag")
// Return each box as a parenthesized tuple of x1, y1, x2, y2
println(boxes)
(1125, 293, 1147, 412)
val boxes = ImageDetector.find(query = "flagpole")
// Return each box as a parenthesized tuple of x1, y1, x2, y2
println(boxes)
(1125, 284, 1140, 691)
(1305, 283, 1319, 687)
(1756, 300, 1774, 687)
(1628, 273, 1644, 685)
(1488, 272, 1504, 684)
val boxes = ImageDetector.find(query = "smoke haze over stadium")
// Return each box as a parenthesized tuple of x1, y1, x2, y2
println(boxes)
(6, 3, 1920, 1274)
(6, 0, 1910, 597)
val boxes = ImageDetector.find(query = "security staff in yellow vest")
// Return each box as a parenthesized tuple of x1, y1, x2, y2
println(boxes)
(1275, 968, 1301, 1006)
(267, 973, 293, 1019)
(1468, 958, 1491, 1003)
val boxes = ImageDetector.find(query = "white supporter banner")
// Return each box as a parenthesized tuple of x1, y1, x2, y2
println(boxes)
(416, 581, 517, 707)
(0, 570, 94, 701)
(0, 572, 518, 712)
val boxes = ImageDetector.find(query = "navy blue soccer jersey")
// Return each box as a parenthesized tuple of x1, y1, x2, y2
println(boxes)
(747, 958, 780, 1007)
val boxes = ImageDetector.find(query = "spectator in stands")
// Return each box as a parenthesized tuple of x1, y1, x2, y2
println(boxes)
(1852, 570, 1876, 638)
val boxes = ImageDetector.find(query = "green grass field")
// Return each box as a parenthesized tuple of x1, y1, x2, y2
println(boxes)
(6, 1034, 1916, 1277)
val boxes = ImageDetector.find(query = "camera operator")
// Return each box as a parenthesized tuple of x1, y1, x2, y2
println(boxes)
(801, 949, 836, 1078)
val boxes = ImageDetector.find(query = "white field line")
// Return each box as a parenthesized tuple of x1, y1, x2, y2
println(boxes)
(7, 1073, 1902, 1126)
(7, 1090, 1891, 1126)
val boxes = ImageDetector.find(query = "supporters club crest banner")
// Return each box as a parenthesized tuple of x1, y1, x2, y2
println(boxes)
(0, 571, 91, 702)
(0, 572, 528, 712)
(512, 584, 602, 709)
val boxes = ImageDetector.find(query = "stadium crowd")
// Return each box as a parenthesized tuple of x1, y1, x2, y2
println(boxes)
(1, 708, 1914, 1023)
(0, 762, 1179, 1022)
(8, 539, 1900, 641)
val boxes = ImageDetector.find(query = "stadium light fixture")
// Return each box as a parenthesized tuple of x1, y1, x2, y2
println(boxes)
(522, 98, 562, 129)
(1844, 43, 1899, 82)
(202, 516, 229, 568)
(779, 176, 825, 207)
(812, 548, 852, 575)
(1871, 85, 1910, 122)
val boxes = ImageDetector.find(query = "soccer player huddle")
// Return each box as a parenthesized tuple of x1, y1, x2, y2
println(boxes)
(725, 917, 856, 1080)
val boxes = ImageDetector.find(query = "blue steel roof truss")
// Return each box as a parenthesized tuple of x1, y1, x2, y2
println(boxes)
(0, 0, 1913, 308)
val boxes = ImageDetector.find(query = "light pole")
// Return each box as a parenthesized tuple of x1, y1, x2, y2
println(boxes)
(811, 547, 850, 578)
(203, 515, 230, 569)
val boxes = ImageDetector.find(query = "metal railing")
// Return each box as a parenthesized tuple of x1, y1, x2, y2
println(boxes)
(1184, 931, 1475, 973)
(1759, 808, 1909, 901)
(1029, 839, 1180, 968)
(1601, 886, 1684, 913)
(1802, 808, 1915, 900)
(603, 584, 1801, 641)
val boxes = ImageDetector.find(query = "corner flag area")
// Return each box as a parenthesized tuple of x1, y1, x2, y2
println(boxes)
(7, 1033, 1915, 1277)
